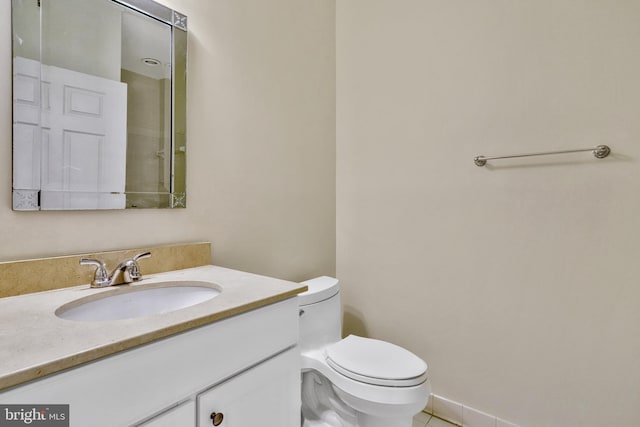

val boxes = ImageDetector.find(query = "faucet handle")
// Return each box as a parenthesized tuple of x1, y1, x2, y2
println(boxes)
(127, 251, 151, 281)
(133, 251, 151, 262)
(79, 258, 110, 288)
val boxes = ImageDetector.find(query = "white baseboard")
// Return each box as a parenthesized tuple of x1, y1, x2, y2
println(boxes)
(425, 394, 520, 427)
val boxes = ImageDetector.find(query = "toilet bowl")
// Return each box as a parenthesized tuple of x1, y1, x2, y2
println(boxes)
(299, 277, 430, 427)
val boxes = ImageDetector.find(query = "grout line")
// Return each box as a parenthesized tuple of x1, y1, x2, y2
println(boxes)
(428, 393, 520, 427)
(414, 410, 432, 426)
(430, 414, 462, 426)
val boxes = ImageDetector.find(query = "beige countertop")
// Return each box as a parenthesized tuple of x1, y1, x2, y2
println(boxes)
(0, 265, 307, 391)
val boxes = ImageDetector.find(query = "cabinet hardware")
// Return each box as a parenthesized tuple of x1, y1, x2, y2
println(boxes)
(210, 412, 224, 426)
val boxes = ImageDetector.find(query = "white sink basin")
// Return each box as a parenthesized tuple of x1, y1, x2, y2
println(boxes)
(56, 281, 221, 321)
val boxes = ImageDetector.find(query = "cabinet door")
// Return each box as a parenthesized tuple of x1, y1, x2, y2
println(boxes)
(198, 348, 300, 427)
(136, 400, 195, 427)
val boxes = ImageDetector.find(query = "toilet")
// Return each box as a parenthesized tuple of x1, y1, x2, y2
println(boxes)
(298, 276, 430, 427)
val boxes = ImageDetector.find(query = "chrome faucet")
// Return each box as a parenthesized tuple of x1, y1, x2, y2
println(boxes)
(80, 251, 151, 288)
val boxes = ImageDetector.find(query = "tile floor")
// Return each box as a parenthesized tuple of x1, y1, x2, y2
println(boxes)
(414, 411, 458, 427)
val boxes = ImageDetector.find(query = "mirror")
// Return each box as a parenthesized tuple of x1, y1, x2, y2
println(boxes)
(12, 0, 187, 210)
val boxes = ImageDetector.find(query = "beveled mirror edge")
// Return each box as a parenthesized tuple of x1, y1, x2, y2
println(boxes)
(171, 25, 187, 208)
(114, 0, 187, 30)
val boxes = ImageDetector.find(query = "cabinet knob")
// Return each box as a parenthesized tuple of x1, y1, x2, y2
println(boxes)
(210, 412, 224, 426)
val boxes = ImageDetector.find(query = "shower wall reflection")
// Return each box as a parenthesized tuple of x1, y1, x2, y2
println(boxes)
(123, 70, 170, 208)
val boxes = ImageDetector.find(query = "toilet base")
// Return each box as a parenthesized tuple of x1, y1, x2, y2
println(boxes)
(301, 370, 425, 427)
(302, 371, 356, 427)
(302, 415, 412, 427)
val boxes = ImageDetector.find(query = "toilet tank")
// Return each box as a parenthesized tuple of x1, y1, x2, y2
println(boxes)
(298, 276, 342, 353)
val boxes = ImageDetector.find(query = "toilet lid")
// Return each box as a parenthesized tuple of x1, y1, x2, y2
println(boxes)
(325, 335, 428, 387)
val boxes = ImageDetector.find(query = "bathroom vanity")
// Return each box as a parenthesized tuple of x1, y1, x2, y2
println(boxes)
(0, 266, 306, 426)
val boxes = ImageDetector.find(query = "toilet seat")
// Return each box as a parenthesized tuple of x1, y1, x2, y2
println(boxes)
(325, 335, 428, 387)
(301, 348, 430, 417)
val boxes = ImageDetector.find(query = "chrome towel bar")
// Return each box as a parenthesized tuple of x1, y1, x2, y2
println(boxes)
(474, 145, 611, 167)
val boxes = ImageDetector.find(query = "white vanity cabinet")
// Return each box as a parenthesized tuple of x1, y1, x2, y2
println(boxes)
(138, 400, 195, 426)
(196, 347, 300, 426)
(0, 298, 301, 427)
(139, 348, 299, 427)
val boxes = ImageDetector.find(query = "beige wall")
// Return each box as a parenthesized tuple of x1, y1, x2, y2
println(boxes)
(2, 0, 336, 281)
(13, 0, 121, 79)
(42, 0, 122, 80)
(337, 1, 640, 427)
